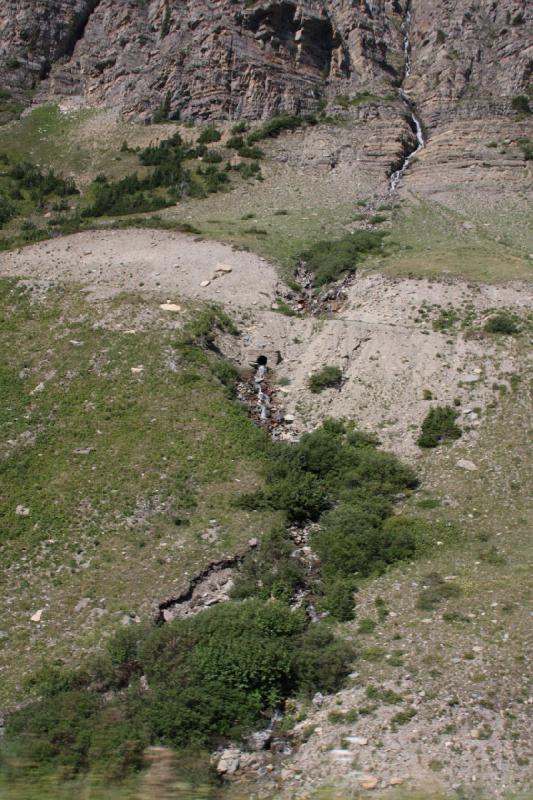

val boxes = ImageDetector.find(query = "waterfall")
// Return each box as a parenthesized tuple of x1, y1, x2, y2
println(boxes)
(254, 363, 271, 421)
(388, 6, 425, 194)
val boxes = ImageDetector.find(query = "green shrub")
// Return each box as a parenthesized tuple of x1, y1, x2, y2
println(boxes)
(236, 144, 264, 159)
(328, 708, 359, 724)
(247, 113, 316, 144)
(511, 95, 530, 113)
(300, 231, 384, 286)
(0, 196, 15, 227)
(4, 691, 103, 772)
(313, 504, 417, 580)
(231, 121, 249, 134)
(518, 139, 533, 160)
(381, 516, 449, 554)
(320, 576, 357, 621)
(484, 312, 520, 334)
(226, 135, 245, 150)
(234, 161, 262, 179)
(357, 617, 376, 634)
(3, 599, 353, 775)
(8, 161, 78, 200)
(198, 125, 221, 144)
(390, 708, 416, 729)
(366, 685, 403, 704)
(291, 623, 355, 697)
(416, 572, 462, 610)
(202, 150, 223, 164)
(231, 526, 306, 601)
(160, 4, 171, 36)
(308, 365, 343, 393)
(417, 405, 461, 448)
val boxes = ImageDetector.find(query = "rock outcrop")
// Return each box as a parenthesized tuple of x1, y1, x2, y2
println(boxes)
(1, 0, 531, 124)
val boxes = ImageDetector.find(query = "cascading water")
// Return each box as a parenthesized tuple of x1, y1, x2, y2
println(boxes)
(388, 6, 426, 194)
(254, 362, 271, 421)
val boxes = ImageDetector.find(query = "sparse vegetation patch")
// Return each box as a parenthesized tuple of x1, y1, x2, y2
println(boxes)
(417, 405, 462, 448)
(300, 231, 384, 286)
(308, 365, 343, 393)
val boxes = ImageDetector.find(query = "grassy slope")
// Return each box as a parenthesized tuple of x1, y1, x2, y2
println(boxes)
(0, 279, 279, 707)
(1, 105, 531, 283)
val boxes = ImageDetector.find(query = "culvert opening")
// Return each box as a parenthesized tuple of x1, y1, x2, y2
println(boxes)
(256, 355, 268, 366)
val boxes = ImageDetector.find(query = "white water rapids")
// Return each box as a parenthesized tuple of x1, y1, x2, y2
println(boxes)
(388, 7, 426, 193)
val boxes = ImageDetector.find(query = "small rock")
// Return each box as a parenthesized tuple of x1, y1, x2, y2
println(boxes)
(159, 303, 182, 312)
(456, 459, 478, 471)
(131, 365, 144, 374)
(30, 382, 45, 395)
(217, 749, 240, 775)
(390, 777, 404, 786)
(329, 749, 352, 762)
(312, 692, 324, 707)
(462, 373, 480, 383)
(15, 505, 30, 516)
(359, 774, 379, 790)
(69, 340, 83, 346)
(74, 597, 92, 613)
(284, 414, 295, 424)
(30, 609, 44, 623)
(345, 735, 368, 746)
(248, 537, 259, 548)
(200, 280, 211, 287)
(73, 447, 95, 455)
(215, 264, 232, 273)
(248, 729, 272, 750)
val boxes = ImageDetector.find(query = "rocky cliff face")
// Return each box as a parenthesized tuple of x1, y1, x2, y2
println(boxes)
(1, 0, 531, 125)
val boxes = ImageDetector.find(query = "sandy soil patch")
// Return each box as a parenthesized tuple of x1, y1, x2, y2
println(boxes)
(0, 229, 278, 307)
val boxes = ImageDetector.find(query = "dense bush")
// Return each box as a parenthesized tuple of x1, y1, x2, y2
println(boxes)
(308, 365, 343, 393)
(484, 312, 520, 334)
(233, 160, 262, 180)
(231, 121, 249, 134)
(226, 136, 264, 160)
(417, 405, 462, 448)
(511, 95, 531, 113)
(247, 113, 317, 144)
(0, 196, 15, 227)
(518, 139, 533, 160)
(236, 420, 418, 619)
(232, 527, 306, 602)
(198, 125, 222, 144)
(8, 161, 78, 199)
(83, 131, 232, 217)
(82, 174, 173, 217)
(300, 231, 384, 286)
(2, 600, 353, 776)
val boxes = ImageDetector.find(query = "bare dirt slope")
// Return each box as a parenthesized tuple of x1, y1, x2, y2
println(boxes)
(0, 229, 278, 306)
(2, 231, 531, 460)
